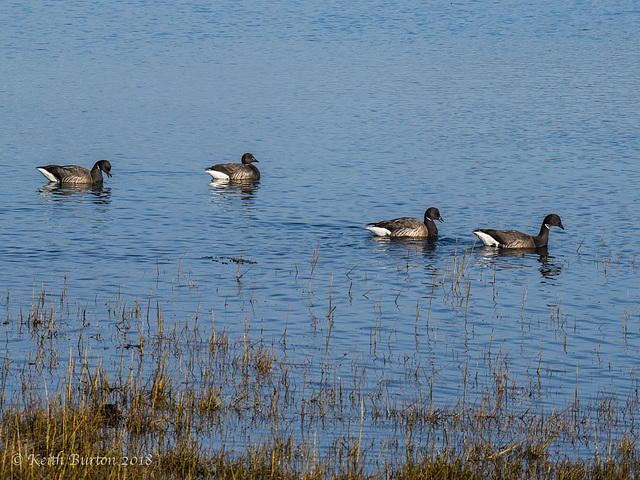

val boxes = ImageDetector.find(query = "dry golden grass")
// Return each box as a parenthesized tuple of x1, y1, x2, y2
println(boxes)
(2, 251, 640, 479)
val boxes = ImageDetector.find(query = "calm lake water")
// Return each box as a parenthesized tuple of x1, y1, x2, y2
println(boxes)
(1, 0, 640, 463)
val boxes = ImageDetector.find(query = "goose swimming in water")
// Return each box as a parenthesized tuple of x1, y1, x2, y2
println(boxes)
(366, 207, 443, 238)
(205, 153, 260, 181)
(37, 160, 112, 184)
(473, 214, 564, 248)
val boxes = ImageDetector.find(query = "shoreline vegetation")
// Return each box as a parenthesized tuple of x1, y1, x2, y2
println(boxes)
(1, 250, 640, 479)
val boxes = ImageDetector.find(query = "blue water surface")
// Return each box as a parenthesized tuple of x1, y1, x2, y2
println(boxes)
(1, 0, 640, 464)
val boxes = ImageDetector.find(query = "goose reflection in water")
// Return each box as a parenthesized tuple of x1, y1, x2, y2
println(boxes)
(207, 178, 260, 220)
(207, 178, 260, 197)
(367, 236, 440, 267)
(37, 184, 112, 205)
(474, 246, 562, 280)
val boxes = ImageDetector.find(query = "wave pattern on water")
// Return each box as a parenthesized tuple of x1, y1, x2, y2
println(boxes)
(1, 0, 639, 467)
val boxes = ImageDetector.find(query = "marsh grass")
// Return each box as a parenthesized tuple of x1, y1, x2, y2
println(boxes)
(1, 250, 640, 479)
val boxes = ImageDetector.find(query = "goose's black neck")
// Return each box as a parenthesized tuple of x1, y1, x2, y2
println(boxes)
(424, 217, 438, 236)
(534, 223, 551, 248)
(90, 164, 103, 183)
(248, 163, 261, 179)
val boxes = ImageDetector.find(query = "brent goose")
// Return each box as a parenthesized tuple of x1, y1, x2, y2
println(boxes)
(205, 153, 260, 181)
(473, 214, 564, 248)
(37, 160, 112, 184)
(366, 207, 443, 238)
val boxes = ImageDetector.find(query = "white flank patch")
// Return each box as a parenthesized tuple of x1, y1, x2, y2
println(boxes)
(205, 169, 230, 180)
(473, 230, 500, 247)
(37, 168, 59, 183)
(366, 226, 391, 237)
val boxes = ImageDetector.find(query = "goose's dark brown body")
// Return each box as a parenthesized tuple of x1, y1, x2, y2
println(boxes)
(37, 160, 112, 184)
(473, 214, 564, 248)
(366, 207, 443, 238)
(206, 153, 260, 180)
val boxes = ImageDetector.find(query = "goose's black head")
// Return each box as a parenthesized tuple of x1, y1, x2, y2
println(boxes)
(241, 153, 258, 164)
(425, 207, 443, 223)
(543, 213, 564, 230)
(96, 160, 112, 178)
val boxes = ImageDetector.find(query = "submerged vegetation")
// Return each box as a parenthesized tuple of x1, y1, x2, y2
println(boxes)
(1, 245, 640, 479)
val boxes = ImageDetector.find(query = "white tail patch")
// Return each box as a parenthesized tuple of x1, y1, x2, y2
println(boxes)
(205, 169, 230, 180)
(37, 168, 60, 183)
(365, 226, 391, 237)
(473, 230, 500, 247)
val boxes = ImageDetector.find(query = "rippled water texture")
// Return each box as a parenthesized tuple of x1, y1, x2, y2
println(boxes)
(1, 0, 640, 460)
